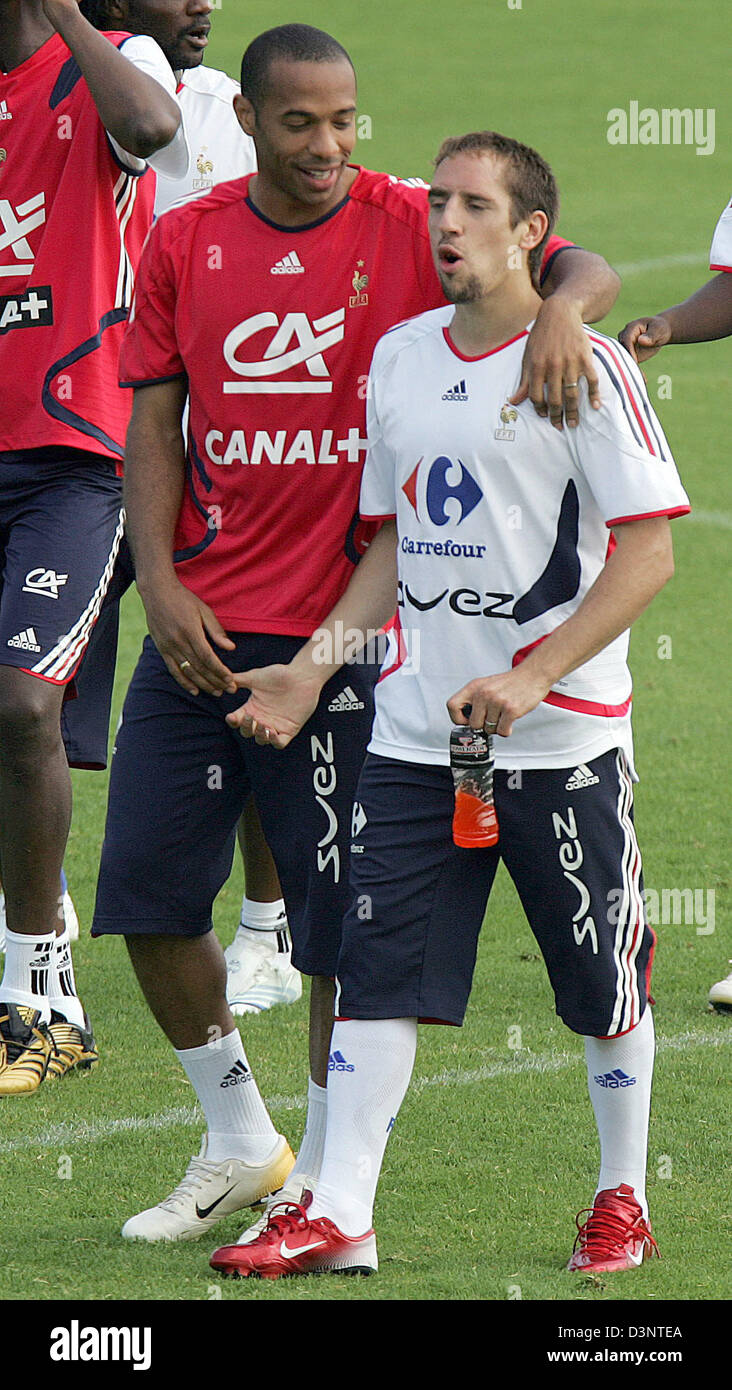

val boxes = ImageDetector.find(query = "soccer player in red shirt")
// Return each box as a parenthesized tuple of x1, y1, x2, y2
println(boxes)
(0, 0, 186, 1093)
(91, 23, 622, 1242)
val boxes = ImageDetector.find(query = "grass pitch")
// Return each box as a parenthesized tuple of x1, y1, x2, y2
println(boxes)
(0, 0, 729, 1310)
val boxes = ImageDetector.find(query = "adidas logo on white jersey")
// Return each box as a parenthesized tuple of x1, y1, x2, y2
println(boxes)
(0, 101, 12, 121)
(270, 251, 305, 275)
(442, 379, 468, 401)
(565, 764, 600, 791)
(7, 627, 40, 653)
(328, 686, 365, 712)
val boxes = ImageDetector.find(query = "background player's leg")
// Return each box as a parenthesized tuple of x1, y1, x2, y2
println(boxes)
(224, 796, 301, 1015)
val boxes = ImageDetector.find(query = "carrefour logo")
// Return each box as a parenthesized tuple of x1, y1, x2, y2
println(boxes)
(401, 455, 483, 526)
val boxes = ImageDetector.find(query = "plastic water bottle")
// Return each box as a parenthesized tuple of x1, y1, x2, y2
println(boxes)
(450, 725, 499, 848)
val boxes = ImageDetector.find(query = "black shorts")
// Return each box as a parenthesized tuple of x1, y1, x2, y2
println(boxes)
(336, 749, 655, 1037)
(0, 449, 124, 699)
(91, 634, 378, 976)
(60, 535, 135, 769)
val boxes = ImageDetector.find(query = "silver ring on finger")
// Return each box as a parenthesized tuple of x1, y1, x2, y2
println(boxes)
(180, 659, 192, 671)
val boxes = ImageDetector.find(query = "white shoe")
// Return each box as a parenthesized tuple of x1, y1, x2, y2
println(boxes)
(225, 926, 302, 1015)
(121, 1134, 295, 1242)
(233, 1171, 317, 1245)
(709, 963, 732, 1013)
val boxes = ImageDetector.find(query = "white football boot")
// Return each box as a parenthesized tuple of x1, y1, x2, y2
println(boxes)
(225, 926, 302, 1015)
(121, 1134, 295, 1241)
(709, 963, 732, 1013)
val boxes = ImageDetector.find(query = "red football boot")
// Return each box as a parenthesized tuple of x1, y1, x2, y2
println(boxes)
(568, 1183, 660, 1272)
(210, 1201, 378, 1280)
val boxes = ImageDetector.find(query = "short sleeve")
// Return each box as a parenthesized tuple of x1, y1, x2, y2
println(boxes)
(119, 219, 185, 387)
(108, 35, 190, 180)
(568, 333, 690, 526)
(539, 234, 578, 285)
(360, 342, 398, 521)
(710, 198, 732, 272)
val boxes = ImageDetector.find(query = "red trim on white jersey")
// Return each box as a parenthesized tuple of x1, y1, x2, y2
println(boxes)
(512, 635, 632, 718)
(442, 326, 528, 363)
(607, 505, 690, 526)
(710, 263, 732, 273)
(377, 611, 408, 683)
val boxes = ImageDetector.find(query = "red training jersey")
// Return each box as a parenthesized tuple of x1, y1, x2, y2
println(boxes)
(120, 167, 574, 634)
(0, 32, 156, 461)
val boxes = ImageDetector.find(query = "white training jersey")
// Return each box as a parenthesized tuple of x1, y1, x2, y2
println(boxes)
(709, 196, 732, 272)
(361, 308, 690, 773)
(108, 34, 189, 180)
(154, 64, 256, 216)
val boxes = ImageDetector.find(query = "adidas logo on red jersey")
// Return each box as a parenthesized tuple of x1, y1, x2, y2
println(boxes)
(270, 251, 305, 275)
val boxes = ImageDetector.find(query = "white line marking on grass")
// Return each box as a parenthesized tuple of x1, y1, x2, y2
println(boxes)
(614, 252, 708, 276)
(1, 1028, 727, 1155)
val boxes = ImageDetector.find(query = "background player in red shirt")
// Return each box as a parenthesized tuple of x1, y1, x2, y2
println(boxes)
(91, 23, 622, 1243)
(0, 0, 185, 1093)
(75, 0, 301, 1019)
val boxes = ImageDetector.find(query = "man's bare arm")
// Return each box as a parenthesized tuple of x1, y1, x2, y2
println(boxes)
(125, 381, 237, 697)
(226, 521, 399, 747)
(619, 273, 732, 363)
(448, 516, 674, 736)
(512, 248, 622, 430)
(41, 0, 180, 157)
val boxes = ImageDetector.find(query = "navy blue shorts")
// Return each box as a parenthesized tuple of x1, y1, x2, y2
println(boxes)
(0, 448, 124, 701)
(336, 749, 654, 1037)
(91, 635, 378, 976)
(60, 535, 135, 768)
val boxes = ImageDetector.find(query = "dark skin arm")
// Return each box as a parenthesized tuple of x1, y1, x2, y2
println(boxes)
(40, 0, 181, 157)
(513, 247, 622, 430)
(124, 381, 237, 698)
(619, 272, 732, 362)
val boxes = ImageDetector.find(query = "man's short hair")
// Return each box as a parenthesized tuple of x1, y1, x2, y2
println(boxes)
(240, 24, 355, 110)
(434, 131, 559, 285)
(79, 0, 112, 27)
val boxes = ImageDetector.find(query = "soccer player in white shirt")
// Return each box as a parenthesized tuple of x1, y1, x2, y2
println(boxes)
(619, 201, 732, 1015)
(79, 0, 301, 1014)
(214, 131, 690, 1280)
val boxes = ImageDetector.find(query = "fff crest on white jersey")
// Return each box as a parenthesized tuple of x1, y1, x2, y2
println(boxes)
(223, 308, 345, 393)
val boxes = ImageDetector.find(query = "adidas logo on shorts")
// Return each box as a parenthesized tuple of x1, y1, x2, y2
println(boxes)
(220, 1059, 251, 1088)
(565, 764, 600, 791)
(270, 251, 305, 275)
(328, 686, 365, 712)
(8, 627, 41, 653)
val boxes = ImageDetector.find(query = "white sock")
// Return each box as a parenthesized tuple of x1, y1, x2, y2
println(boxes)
(47, 926, 86, 1030)
(288, 1077, 327, 1189)
(309, 1018, 418, 1237)
(584, 1005, 655, 1218)
(174, 1029, 279, 1164)
(239, 896, 288, 934)
(0, 928, 55, 1023)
